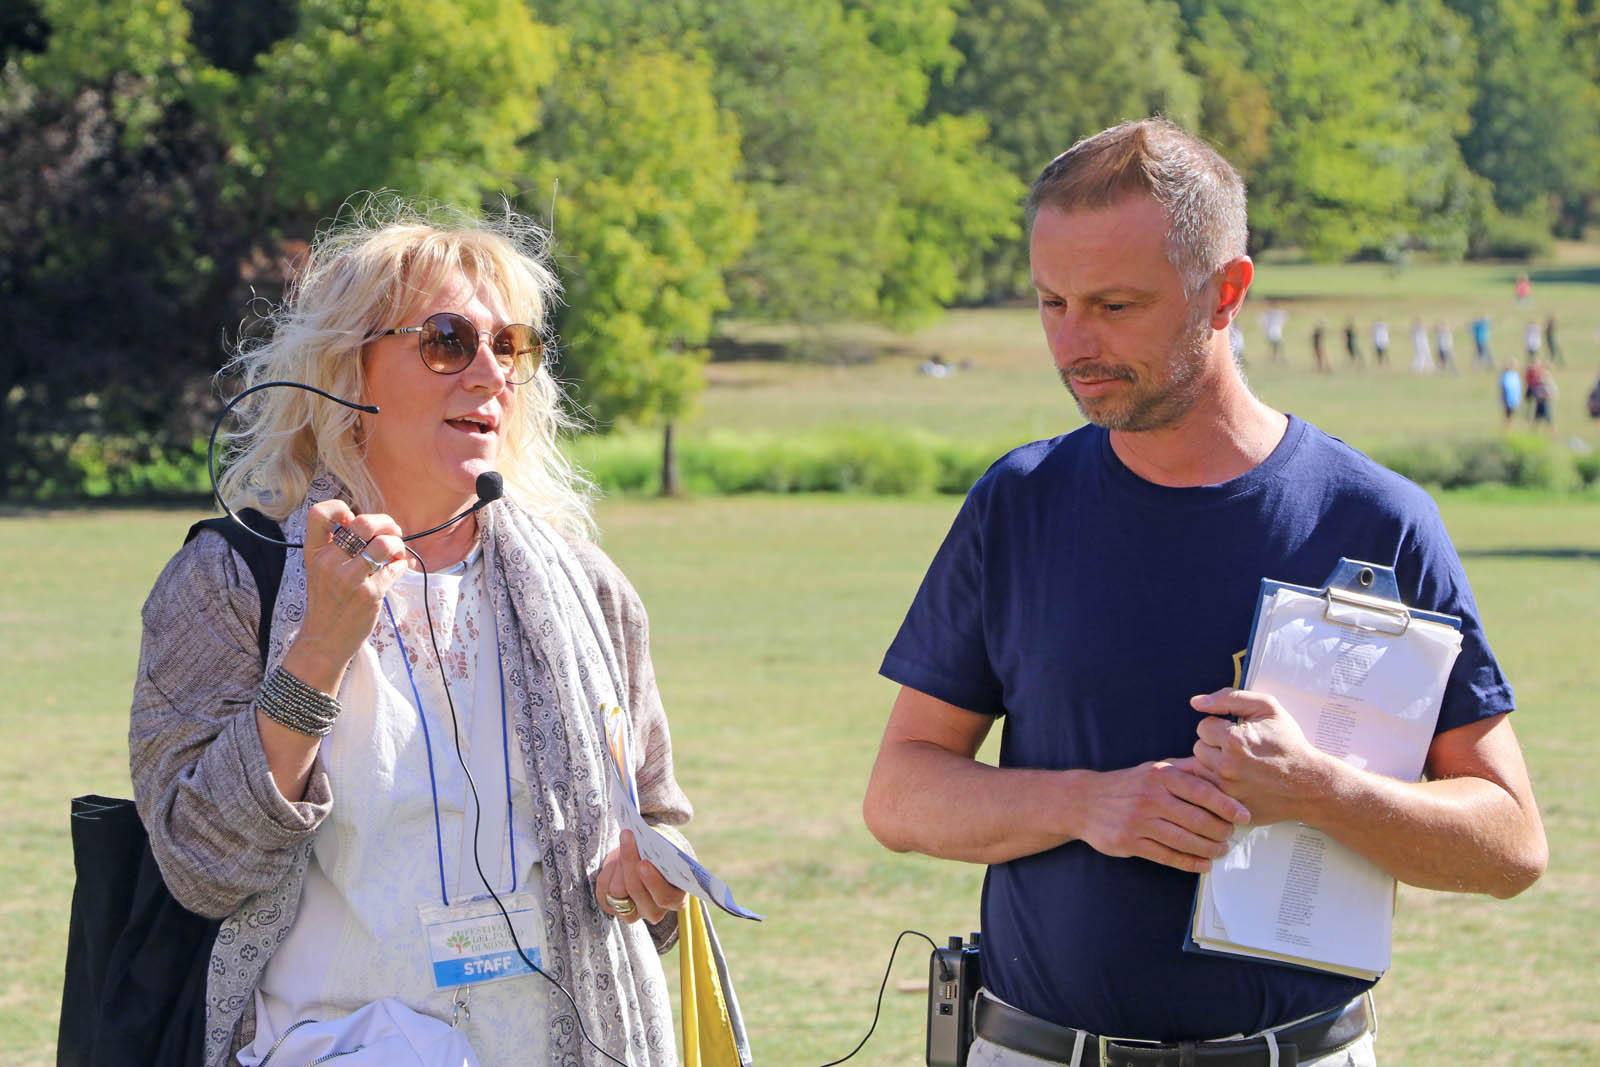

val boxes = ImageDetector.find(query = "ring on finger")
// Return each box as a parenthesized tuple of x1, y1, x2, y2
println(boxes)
(357, 548, 387, 575)
(604, 894, 637, 916)
(330, 523, 369, 558)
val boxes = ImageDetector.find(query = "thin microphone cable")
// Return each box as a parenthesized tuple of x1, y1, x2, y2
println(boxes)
(207, 381, 377, 548)
(215, 382, 625, 1059)
(816, 929, 941, 1067)
(410, 544, 632, 1067)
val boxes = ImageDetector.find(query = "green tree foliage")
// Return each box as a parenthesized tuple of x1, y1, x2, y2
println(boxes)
(534, 0, 1020, 327)
(929, 0, 1200, 297)
(526, 45, 754, 491)
(1448, 0, 1600, 237)
(20, 0, 197, 133)
(198, 0, 558, 228)
(1192, 0, 1488, 260)
(0, 60, 245, 497)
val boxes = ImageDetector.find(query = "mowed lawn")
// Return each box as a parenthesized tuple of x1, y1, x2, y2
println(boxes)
(4, 254, 1600, 1065)
(3, 490, 1596, 1066)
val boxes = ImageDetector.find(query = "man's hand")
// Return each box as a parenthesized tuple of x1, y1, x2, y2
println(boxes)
(1075, 757, 1251, 873)
(1191, 687, 1336, 826)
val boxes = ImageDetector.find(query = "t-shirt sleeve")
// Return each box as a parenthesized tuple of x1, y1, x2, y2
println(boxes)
(879, 488, 1006, 715)
(1399, 499, 1516, 734)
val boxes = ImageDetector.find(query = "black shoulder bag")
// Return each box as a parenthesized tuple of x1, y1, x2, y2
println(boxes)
(57, 510, 285, 1067)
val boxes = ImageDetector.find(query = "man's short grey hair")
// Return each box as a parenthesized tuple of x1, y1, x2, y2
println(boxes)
(1027, 117, 1248, 295)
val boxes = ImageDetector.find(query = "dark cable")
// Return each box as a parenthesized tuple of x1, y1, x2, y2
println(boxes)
(216, 381, 628, 1058)
(410, 545, 631, 1067)
(815, 929, 940, 1067)
(208, 382, 496, 550)
(207, 380, 378, 548)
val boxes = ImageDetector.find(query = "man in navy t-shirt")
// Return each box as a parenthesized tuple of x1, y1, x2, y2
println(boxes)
(863, 119, 1546, 1067)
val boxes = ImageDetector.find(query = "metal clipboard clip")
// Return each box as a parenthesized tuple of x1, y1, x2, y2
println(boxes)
(1320, 558, 1411, 636)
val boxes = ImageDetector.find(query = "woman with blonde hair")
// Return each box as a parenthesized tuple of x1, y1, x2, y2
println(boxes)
(131, 199, 693, 1066)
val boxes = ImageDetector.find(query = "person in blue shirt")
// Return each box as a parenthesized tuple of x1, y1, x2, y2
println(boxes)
(1500, 363, 1524, 425)
(863, 118, 1547, 1067)
(1472, 315, 1494, 370)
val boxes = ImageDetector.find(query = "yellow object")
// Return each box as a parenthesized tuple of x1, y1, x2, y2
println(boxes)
(680, 898, 743, 1067)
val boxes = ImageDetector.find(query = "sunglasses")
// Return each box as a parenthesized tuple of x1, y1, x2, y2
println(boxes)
(375, 311, 542, 385)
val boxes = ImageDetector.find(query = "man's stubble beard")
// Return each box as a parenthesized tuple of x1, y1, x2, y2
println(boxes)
(1061, 301, 1216, 433)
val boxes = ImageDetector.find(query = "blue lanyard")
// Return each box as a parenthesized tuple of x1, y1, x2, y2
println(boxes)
(382, 596, 517, 907)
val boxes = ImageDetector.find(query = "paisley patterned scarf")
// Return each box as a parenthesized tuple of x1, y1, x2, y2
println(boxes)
(237, 472, 675, 1066)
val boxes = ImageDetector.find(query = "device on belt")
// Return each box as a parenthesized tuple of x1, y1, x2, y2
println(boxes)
(927, 932, 982, 1067)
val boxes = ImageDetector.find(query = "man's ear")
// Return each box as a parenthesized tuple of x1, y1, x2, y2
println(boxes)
(1211, 256, 1254, 330)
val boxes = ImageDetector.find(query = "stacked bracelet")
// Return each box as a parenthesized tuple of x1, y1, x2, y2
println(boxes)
(257, 666, 341, 738)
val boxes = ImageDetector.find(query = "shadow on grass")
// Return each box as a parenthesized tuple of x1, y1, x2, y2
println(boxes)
(0, 493, 213, 517)
(1527, 265, 1600, 286)
(1459, 547, 1600, 562)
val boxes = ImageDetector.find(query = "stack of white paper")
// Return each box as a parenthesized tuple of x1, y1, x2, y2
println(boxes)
(1190, 586, 1462, 978)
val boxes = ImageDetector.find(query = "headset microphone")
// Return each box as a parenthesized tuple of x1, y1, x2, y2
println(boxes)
(207, 379, 503, 548)
(399, 470, 503, 543)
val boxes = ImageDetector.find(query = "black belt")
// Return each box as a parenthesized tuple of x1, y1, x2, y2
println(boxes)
(973, 992, 1371, 1067)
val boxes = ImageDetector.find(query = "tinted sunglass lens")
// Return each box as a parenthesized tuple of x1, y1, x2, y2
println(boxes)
(495, 325, 542, 383)
(420, 313, 477, 373)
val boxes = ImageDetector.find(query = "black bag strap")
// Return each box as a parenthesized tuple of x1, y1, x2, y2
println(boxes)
(185, 509, 286, 666)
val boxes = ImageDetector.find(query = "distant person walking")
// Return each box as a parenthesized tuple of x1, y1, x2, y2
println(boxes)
(1525, 355, 1555, 428)
(1410, 319, 1433, 373)
(1514, 272, 1531, 304)
(1343, 320, 1361, 365)
(1500, 363, 1523, 426)
(1524, 321, 1541, 360)
(1472, 315, 1494, 370)
(1544, 315, 1561, 365)
(1311, 319, 1328, 372)
(1262, 304, 1288, 363)
(1372, 319, 1389, 366)
(1435, 322, 1457, 375)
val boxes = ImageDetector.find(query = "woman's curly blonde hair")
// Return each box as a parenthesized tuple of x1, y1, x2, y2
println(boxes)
(217, 196, 594, 539)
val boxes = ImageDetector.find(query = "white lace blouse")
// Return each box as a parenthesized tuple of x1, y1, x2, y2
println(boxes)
(247, 548, 551, 1065)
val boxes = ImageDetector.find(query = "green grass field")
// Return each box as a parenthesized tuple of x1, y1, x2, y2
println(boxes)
(4, 256, 1599, 1065)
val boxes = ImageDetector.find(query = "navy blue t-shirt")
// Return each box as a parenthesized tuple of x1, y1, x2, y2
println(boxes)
(880, 416, 1513, 1040)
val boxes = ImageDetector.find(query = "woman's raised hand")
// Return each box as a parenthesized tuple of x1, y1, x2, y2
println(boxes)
(280, 500, 406, 694)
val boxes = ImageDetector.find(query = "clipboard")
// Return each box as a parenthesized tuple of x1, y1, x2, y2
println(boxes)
(1238, 557, 1461, 680)
(1184, 558, 1463, 980)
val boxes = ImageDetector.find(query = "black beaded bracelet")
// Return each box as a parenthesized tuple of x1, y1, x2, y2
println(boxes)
(257, 665, 340, 738)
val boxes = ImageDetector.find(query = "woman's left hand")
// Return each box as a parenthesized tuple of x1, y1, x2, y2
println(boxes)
(596, 830, 688, 923)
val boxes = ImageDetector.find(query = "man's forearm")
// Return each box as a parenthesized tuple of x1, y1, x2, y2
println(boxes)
(1194, 696, 1547, 898)
(1299, 758, 1546, 898)
(864, 737, 1079, 863)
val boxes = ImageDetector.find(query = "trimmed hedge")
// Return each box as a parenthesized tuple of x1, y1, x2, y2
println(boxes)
(8, 427, 1597, 502)
(571, 429, 1009, 497)
(1374, 433, 1591, 492)
(5, 433, 212, 501)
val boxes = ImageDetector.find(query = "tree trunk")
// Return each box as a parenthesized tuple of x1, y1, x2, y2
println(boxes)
(660, 420, 679, 497)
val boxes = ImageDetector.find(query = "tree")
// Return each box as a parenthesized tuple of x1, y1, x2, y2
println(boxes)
(1192, 0, 1485, 260)
(533, 0, 1020, 328)
(0, 61, 246, 497)
(928, 0, 1201, 298)
(1, 0, 563, 498)
(197, 0, 558, 232)
(1448, 0, 1600, 237)
(526, 45, 754, 494)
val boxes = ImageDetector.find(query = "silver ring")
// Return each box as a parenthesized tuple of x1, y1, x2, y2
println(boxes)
(358, 548, 386, 574)
(330, 524, 368, 558)
(604, 894, 636, 916)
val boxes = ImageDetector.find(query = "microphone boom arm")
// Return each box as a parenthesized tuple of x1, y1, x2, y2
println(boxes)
(207, 380, 380, 550)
